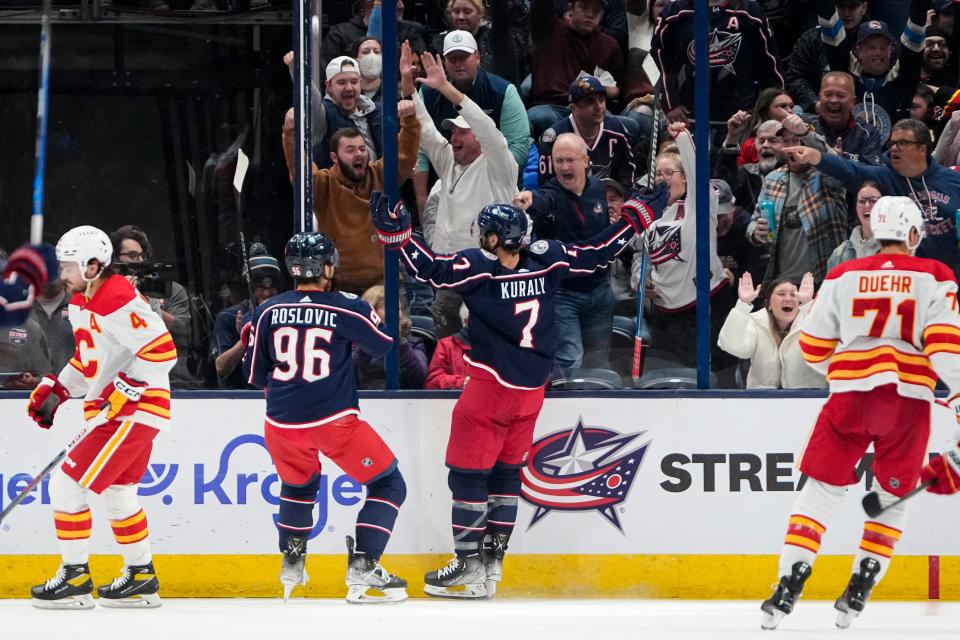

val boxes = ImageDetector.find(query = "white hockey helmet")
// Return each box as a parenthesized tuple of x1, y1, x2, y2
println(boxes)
(56, 225, 112, 279)
(869, 196, 925, 251)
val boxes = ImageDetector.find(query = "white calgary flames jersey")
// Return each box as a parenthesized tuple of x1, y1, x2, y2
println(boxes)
(58, 275, 176, 430)
(800, 253, 960, 404)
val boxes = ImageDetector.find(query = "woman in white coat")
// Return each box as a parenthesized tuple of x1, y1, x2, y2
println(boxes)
(718, 272, 826, 389)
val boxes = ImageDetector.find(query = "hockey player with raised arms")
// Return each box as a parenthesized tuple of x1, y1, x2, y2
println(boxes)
(243, 232, 408, 604)
(369, 186, 667, 598)
(26, 226, 177, 609)
(760, 197, 960, 630)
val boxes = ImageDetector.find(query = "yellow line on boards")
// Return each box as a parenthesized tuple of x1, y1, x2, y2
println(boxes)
(0, 555, 950, 599)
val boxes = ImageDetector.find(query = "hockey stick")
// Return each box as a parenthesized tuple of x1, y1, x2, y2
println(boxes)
(862, 480, 935, 518)
(0, 407, 108, 526)
(233, 148, 255, 311)
(30, 0, 52, 244)
(631, 92, 660, 382)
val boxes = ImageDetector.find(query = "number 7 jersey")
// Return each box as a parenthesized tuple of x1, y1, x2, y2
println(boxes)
(799, 253, 960, 402)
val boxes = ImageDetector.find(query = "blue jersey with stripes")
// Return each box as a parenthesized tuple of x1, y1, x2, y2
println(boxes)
(400, 220, 635, 389)
(243, 289, 393, 427)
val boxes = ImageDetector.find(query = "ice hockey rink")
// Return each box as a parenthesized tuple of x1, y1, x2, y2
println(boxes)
(2, 598, 960, 640)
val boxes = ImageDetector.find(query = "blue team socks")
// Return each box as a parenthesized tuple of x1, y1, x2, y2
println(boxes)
(486, 463, 520, 537)
(448, 470, 490, 558)
(355, 466, 406, 560)
(277, 476, 320, 552)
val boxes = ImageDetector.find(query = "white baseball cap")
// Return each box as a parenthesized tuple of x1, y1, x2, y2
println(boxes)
(442, 115, 472, 130)
(443, 30, 478, 55)
(325, 55, 360, 81)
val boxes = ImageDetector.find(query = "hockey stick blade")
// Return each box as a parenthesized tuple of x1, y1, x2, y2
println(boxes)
(861, 479, 934, 518)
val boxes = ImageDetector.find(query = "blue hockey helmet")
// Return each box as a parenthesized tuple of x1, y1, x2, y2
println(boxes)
(476, 204, 527, 250)
(284, 232, 339, 279)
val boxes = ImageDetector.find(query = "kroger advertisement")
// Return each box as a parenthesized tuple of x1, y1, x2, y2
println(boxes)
(2, 396, 960, 556)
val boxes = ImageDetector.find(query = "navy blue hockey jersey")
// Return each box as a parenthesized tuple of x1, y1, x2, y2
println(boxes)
(243, 290, 393, 427)
(399, 221, 635, 388)
(652, 0, 784, 120)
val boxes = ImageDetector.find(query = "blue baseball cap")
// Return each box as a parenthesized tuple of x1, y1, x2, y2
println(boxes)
(569, 75, 604, 104)
(857, 20, 896, 45)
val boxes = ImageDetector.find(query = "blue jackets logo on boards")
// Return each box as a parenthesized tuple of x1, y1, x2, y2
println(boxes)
(520, 417, 649, 531)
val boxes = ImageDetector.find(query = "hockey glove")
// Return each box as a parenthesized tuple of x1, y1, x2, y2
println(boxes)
(621, 183, 669, 234)
(94, 373, 148, 422)
(370, 191, 412, 249)
(2, 243, 58, 292)
(27, 375, 70, 429)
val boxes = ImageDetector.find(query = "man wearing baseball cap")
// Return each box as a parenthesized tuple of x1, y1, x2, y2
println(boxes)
(537, 75, 636, 190)
(814, 0, 927, 136)
(409, 33, 529, 215)
(406, 45, 520, 339)
(711, 179, 767, 284)
(787, 0, 869, 114)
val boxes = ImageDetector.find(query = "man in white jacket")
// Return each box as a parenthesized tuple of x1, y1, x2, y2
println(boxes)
(403, 45, 520, 338)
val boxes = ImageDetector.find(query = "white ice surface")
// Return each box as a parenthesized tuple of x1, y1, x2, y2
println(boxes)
(2, 599, 959, 640)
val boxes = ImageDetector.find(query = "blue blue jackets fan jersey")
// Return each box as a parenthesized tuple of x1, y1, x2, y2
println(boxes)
(243, 290, 393, 427)
(400, 220, 635, 389)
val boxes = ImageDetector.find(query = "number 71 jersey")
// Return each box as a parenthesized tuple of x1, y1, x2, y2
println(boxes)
(799, 253, 960, 402)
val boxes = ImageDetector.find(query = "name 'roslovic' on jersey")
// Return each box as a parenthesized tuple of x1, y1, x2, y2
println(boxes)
(243, 290, 393, 427)
(400, 221, 635, 389)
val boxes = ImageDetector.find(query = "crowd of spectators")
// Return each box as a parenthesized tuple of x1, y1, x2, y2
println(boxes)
(9, 0, 960, 391)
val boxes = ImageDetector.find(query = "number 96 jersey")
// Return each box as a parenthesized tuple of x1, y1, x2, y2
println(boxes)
(799, 253, 960, 402)
(243, 290, 393, 428)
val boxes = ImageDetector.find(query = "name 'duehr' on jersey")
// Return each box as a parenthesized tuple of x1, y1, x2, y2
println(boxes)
(858, 274, 912, 294)
(269, 306, 338, 328)
(500, 277, 547, 300)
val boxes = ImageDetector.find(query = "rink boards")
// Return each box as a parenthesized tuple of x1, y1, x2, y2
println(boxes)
(1, 392, 959, 599)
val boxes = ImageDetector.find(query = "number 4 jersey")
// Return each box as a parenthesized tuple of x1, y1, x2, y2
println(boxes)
(59, 275, 177, 429)
(243, 290, 393, 428)
(799, 253, 960, 403)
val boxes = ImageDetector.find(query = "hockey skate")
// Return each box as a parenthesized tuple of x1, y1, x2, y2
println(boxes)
(280, 536, 309, 601)
(481, 533, 509, 598)
(424, 554, 487, 599)
(344, 536, 407, 604)
(834, 558, 881, 629)
(97, 562, 161, 608)
(31, 563, 95, 610)
(760, 561, 812, 630)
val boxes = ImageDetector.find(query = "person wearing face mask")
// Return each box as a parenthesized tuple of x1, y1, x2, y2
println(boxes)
(818, 0, 929, 141)
(718, 272, 825, 389)
(352, 36, 384, 101)
(828, 181, 883, 269)
(281, 54, 383, 169)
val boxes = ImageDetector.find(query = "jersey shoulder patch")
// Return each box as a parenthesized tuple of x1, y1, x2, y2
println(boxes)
(530, 240, 550, 255)
(339, 291, 358, 300)
(540, 128, 556, 144)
